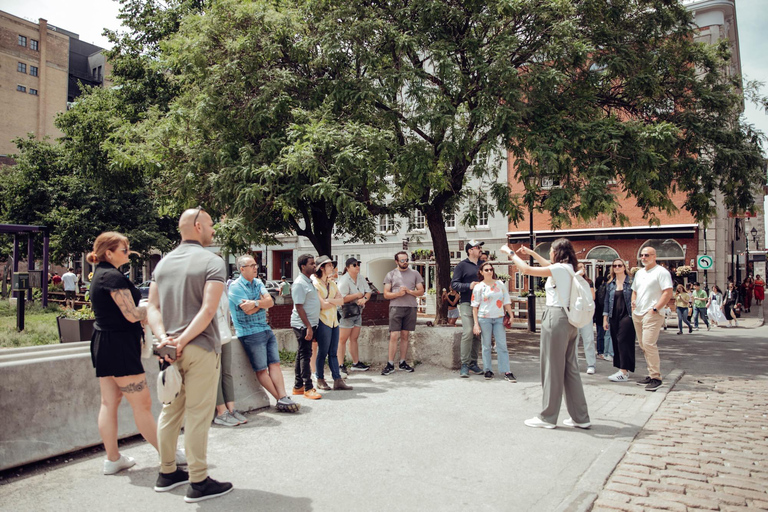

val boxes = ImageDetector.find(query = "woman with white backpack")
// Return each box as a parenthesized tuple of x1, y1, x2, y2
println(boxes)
(505, 238, 591, 430)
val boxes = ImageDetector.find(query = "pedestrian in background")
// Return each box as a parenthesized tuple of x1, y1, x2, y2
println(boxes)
(594, 274, 614, 362)
(443, 287, 460, 326)
(337, 257, 372, 373)
(691, 282, 710, 331)
(603, 259, 635, 383)
(707, 285, 728, 327)
(743, 276, 753, 313)
(62, 267, 78, 310)
(451, 240, 485, 378)
(722, 281, 739, 327)
(507, 239, 591, 430)
(313, 255, 352, 391)
(381, 251, 423, 375)
(753, 275, 764, 306)
(471, 261, 516, 382)
(674, 284, 693, 335)
(290, 254, 322, 399)
(631, 247, 673, 391)
(576, 267, 597, 375)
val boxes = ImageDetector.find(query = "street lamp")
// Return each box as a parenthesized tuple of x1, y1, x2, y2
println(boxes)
(751, 226, 759, 250)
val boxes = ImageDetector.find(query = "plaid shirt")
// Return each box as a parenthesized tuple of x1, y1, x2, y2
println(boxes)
(228, 276, 271, 337)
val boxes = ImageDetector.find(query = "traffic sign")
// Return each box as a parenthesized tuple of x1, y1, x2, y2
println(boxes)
(697, 255, 713, 270)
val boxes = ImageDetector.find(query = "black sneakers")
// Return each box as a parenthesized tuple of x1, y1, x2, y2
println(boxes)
(636, 376, 652, 385)
(350, 361, 370, 371)
(184, 477, 234, 503)
(504, 372, 517, 383)
(484, 371, 494, 380)
(339, 364, 348, 376)
(381, 363, 395, 375)
(645, 378, 663, 391)
(398, 361, 415, 372)
(154, 468, 189, 492)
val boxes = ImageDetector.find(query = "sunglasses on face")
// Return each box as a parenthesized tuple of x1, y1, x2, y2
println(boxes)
(613, 264, 624, 268)
(640, 253, 652, 257)
(349, 263, 359, 267)
(482, 268, 493, 272)
(398, 259, 409, 263)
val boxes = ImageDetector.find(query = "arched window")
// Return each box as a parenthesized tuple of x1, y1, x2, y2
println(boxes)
(586, 246, 620, 262)
(534, 242, 551, 258)
(637, 239, 684, 261)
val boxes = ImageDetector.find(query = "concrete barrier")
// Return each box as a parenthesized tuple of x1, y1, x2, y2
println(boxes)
(275, 325, 462, 370)
(0, 338, 271, 472)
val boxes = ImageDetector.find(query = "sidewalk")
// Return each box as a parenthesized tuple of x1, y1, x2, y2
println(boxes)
(593, 375, 768, 511)
(0, 333, 676, 512)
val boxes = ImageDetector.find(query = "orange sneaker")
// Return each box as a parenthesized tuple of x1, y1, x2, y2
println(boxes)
(292, 386, 305, 396)
(303, 388, 322, 400)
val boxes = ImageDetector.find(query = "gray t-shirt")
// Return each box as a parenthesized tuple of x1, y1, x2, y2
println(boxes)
(152, 242, 227, 353)
(337, 272, 371, 298)
(290, 273, 321, 329)
(384, 268, 424, 308)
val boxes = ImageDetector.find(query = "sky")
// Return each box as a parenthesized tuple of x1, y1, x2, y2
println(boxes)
(3, 0, 768, 235)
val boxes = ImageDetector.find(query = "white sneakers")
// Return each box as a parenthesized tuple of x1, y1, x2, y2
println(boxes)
(524, 417, 556, 429)
(586, 367, 596, 375)
(563, 418, 592, 429)
(103, 454, 136, 475)
(609, 371, 629, 382)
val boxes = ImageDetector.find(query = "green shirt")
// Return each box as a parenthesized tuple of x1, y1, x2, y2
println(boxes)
(693, 289, 707, 308)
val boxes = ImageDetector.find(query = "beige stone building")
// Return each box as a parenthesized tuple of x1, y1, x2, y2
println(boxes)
(0, 10, 110, 162)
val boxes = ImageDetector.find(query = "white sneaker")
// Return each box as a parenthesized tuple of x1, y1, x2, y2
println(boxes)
(524, 417, 556, 429)
(176, 449, 187, 466)
(213, 412, 240, 427)
(311, 372, 318, 382)
(609, 371, 629, 382)
(103, 454, 136, 475)
(564, 418, 592, 429)
(603, 354, 613, 362)
(586, 367, 595, 375)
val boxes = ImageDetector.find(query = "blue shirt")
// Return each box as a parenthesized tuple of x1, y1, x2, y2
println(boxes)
(228, 276, 271, 337)
(290, 274, 321, 329)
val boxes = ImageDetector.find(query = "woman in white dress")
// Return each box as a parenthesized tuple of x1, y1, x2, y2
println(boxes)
(707, 285, 728, 326)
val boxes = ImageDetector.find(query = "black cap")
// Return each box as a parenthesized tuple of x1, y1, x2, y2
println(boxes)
(345, 257, 361, 268)
(465, 239, 485, 252)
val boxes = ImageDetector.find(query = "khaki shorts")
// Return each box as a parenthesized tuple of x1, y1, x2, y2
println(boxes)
(389, 306, 417, 332)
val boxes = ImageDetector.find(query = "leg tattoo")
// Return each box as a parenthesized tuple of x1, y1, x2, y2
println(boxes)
(119, 378, 148, 394)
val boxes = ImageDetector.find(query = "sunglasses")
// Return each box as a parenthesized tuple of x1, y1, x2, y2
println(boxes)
(613, 264, 624, 268)
(640, 253, 652, 257)
(398, 259, 409, 263)
(349, 263, 359, 267)
(482, 268, 494, 272)
(193, 206, 203, 225)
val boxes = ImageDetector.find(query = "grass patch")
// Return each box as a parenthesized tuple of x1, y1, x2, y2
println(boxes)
(279, 348, 296, 365)
(0, 300, 63, 348)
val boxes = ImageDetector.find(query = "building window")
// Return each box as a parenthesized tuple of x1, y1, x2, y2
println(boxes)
(378, 214, 395, 233)
(586, 246, 620, 263)
(17, 62, 27, 73)
(515, 272, 524, 290)
(411, 210, 425, 231)
(30, 66, 38, 77)
(445, 213, 456, 230)
(18, 35, 27, 47)
(30, 39, 39, 51)
(476, 203, 489, 228)
(540, 176, 561, 189)
(29, 89, 38, 96)
(17, 85, 27, 93)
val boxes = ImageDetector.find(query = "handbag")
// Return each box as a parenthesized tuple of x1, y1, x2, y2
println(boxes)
(503, 313, 513, 329)
(342, 302, 362, 318)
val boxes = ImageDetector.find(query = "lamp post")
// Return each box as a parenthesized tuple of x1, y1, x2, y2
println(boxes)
(750, 226, 759, 277)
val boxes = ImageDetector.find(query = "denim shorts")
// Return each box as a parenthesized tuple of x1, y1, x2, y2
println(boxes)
(339, 314, 362, 329)
(240, 330, 280, 372)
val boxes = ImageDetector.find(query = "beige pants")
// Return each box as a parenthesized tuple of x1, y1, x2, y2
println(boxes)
(632, 311, 664, 380)
(157, 343, 220, 483)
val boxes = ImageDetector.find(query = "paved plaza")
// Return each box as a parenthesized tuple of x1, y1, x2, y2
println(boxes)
(0, 314, 766, 511)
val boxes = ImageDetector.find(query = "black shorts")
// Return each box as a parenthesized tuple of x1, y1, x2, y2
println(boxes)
(64, 290, 76, 300)
(90, 329, 145, 378)
(389, 306, 417, 332)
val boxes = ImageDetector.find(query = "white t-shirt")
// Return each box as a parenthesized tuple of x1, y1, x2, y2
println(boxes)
(61, 272, 78, 291)
(631, 264, 674, 315)
(544, 263, 574, 307)
(471, 280, 511, 318)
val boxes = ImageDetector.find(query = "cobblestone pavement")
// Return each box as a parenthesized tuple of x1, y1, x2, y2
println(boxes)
(592, 375, 768, 511)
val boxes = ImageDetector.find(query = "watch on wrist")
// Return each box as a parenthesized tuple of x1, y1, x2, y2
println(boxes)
(652, 307, 657, 313)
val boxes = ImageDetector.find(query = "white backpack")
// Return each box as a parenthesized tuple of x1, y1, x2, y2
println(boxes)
(564, 267, 595, 328)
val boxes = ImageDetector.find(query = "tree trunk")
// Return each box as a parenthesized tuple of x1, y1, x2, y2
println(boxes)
(425, 207, 450, 324)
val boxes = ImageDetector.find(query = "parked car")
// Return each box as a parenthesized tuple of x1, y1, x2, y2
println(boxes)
(263, 280, 281, 298)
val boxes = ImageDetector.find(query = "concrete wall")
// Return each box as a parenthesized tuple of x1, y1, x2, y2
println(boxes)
(0, 339, 271, 472)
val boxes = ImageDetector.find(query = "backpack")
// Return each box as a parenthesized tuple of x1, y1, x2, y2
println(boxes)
(564, 267, 595, 328)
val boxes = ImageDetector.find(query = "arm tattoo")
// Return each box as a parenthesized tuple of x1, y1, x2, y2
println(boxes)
(119, 378, 147, 394)
(112, 289, 147, 322)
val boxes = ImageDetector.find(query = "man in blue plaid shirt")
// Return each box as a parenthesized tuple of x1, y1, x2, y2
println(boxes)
(228, 255, 298, 413)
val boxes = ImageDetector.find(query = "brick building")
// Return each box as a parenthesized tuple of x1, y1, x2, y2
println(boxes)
(505, 0, 765, 292)
(0, 10, 111, 162)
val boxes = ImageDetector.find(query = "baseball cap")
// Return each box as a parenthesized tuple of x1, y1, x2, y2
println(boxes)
(465, 239, 485, 252)
(345, 257, 361, 268)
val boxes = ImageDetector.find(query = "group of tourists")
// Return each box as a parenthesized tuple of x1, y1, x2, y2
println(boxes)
(84, 207, 757, 501)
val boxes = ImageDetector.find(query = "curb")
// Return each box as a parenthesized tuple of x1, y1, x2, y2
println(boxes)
(558, 368, 686, 512)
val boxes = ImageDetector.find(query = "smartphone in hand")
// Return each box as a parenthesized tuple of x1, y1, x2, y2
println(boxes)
(152, 342, 177, 361)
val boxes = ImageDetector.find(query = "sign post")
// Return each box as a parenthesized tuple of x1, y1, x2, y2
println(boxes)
(697, 255, 713, 293)
(12, 272, 30, 331)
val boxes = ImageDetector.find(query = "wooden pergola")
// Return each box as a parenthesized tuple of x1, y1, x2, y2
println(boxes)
(0, 224, 50, 306)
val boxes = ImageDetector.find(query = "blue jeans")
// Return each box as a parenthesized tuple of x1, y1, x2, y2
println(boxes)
(315, 322, 341, 380)
(578, 324, 596, 368)
(693, 306, 709, 329)
(603, 328, 614, 357)
(240, 330, 280, 372)
(478, 316, 510, 374)
(677, 307, 693, 333)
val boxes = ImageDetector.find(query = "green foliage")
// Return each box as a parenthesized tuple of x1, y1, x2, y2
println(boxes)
(59, 305, 95, 320)
(0, 301, 61, 348)
(279, 348, 296, 365)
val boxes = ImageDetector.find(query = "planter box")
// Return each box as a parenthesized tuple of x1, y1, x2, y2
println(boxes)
(56, 317, 95, 343)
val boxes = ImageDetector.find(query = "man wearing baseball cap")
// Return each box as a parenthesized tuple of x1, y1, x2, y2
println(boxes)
(451, 240, 485, 378)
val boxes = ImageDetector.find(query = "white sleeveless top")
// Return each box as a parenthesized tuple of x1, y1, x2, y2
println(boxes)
(544, 263, 574, 307)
